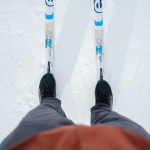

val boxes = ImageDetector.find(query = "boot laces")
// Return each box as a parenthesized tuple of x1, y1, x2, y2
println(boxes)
(41, 86, 55, 101)
(97, 92, 110, 106)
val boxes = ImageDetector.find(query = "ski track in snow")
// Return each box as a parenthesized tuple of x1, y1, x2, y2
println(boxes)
(1, 0, 150, 143)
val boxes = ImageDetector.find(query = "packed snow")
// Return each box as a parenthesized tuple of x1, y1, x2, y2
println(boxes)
(0, 0, 150, 143)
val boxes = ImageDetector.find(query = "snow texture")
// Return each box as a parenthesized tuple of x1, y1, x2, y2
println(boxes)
(0, 0, 150, 143)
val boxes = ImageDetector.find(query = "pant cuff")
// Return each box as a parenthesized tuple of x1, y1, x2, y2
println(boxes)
(41, 97, 61, 107)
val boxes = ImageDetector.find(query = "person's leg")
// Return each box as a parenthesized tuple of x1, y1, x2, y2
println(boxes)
(0, 98, 74, 150)
(91, 103, 150, 139)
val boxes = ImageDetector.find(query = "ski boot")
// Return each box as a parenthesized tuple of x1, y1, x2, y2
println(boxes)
(95, 69, 113, 109)
(39, 62, 56, 104)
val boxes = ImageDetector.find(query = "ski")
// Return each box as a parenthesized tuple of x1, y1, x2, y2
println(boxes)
(94, 0, 113, 108)
(94, 0, 104, 80)
(45, 0, 54, 74)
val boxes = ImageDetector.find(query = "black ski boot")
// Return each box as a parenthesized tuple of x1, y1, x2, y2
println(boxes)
(39, 62, 56, 104)
(95, 79, 113, 109)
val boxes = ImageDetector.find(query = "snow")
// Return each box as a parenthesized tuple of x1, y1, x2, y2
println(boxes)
(0, 0, 150, 143)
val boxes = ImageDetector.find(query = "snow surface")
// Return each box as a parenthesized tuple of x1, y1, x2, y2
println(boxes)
(0, 0, 150, 143)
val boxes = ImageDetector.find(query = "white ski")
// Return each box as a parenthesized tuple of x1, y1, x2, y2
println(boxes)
(94, 0, 104, 80)
(45, 0, 54, 74)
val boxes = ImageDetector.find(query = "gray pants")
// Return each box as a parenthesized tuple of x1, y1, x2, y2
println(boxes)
(0, 98, 150, 150)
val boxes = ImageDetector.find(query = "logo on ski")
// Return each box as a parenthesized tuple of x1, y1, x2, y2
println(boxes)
(45, 0, 54, 7)
(45, 13, 54, 20)
(96, 46, 102, 55)
(94, 0, 102, 13)
(95, 19, 103, 26)
(96, 38, 102, 55)
(45, 31, 52, 48)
